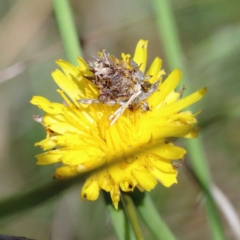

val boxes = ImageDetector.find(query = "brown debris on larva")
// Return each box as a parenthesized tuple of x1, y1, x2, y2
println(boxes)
(78, 50, 160, 125)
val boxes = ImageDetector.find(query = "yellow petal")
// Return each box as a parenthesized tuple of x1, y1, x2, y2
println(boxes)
(43, 114, 66, 125)
(160, 69, 182, 95)
(55, 166, 78, 179)
(97, 169, 112, 191)
(146, 57, 162, 83)
(52, 69, 84, 101)
(84, 80, 99, 98)
(133, 39, 148, 73)
(158, 88, 207, 116)
(168, 112, 197, 124)
(143, 123, 193, 139)
(36, 150, 63, 165)
(81, 175, 100, 201)
(151, 167, 178, 187)
(148, 155, 175, 173)
(43, 121, 82, 135)
(110, 184, 120, 209)
(184, 127, 199, 138)
(119, 180, 137, 192)
(30, 96, 63, 114)
(36, 135, 85, 151)
(121, 53, 131, 63)
(132, 169, 157, 191)
(35, 138, 58, 151)
(160, 69, 181, 99)
(164, 91, 180, 105)
(149, 69, 182, 109)
(62, 146, 103, 165)
(61, 150, 89, 165)
(151, 144, 187, 160)
(77, 57, 90, 71)
(56, 59, 80, 78)
(109, 160, 139, 188)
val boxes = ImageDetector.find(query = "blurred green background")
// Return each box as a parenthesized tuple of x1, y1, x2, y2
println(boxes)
(0, 0, 240, 239)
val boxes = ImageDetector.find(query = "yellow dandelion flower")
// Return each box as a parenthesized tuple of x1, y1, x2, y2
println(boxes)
(30, 39, 206, 209)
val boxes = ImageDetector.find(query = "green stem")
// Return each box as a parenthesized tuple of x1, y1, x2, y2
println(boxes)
(52, 0, 85, 97)
(0, 175, 82, 219)
(138, 193, 176, 240)
(152, 0, 224, 239)
(52, 0, 83, 63)
(121, 193, 143, 240)
(104, 192, 136, 240)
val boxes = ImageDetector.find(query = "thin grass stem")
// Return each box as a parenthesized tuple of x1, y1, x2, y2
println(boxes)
(121, 192, 143, 240)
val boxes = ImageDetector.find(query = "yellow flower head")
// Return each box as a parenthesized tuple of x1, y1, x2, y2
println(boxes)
(30, 39, 206, 209)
